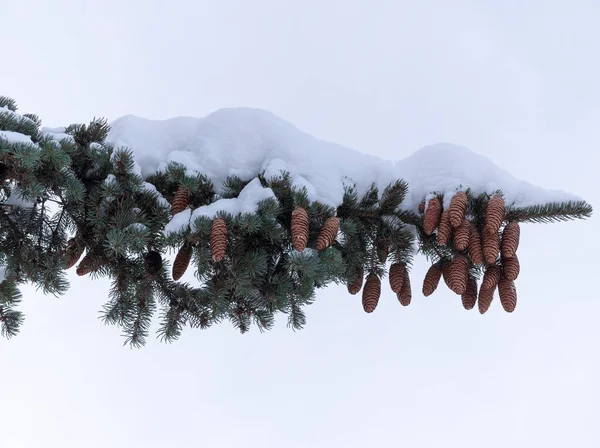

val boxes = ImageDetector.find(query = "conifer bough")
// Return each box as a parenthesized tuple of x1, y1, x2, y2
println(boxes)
(0, 96, 593, 345)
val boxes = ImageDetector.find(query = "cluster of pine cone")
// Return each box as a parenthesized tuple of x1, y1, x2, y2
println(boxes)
(420, 192, 520, 314)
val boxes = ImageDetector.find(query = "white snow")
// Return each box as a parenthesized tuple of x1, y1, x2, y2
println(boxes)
(0, 265, 6, 283)
(4, 187, 35, 208)
(0, 130, 34, 145)
(164, 209, 192, 236)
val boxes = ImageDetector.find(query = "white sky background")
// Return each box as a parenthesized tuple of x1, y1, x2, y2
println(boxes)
(1, 0, 599, 447)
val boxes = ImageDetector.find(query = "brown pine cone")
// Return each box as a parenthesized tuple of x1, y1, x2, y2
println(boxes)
(468, 224, 484, 265)
(144, 251, 163, 275)
(481, 264, 501, 289)
(210, 217, 228, 262)
(448, 191, 468, 228)
(291, 207, 309, 252)
(75, 251, 94, 276)
(501, 222, 520, 258)
(482, 229, 500, 265)
(64, 238, 84, 269)
(478, 284, 496, 314)
(362, 273, 381, 313)
(423, 197, 442, 235)
(498, 278, 517, 313)
(377, 241, 389, 263)
(172, 186, 190, 215)
(347, 266, 364, 295)
(316, 216, 339, 250)
(422, 262, 443, 297)
(461, 276, 478, 310)
(437, 211, 452, 246)
(388, 262, 406, 293)
(453, 218, 471, 251)
(502, 254, 520, 281)
(446, 255, 469, 295)
(172, 243, 193, 281)
(484, 195, 505, 234)
(418, 201, 425, 214)
(398, 270, 412, 306)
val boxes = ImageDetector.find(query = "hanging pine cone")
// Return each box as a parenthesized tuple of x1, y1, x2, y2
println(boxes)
(75, 251, 94, 276)
(448, 191, 468, 228)
(362, 273, 381, 313)
(172, 243, 193, 281)
(144, 250, 163, 275)
(468, 224, 484, 265)
(316, 216, 339, 250)
(347, 265, 364, 295)
(482, 229, 500, 265)
(502, 254, 520, 281)
(498, 278, 517, 313)
(210, 217, 228, 262)
(423, 197, 442, 235)
(484, 195, 505, 234)
(291, 207, 310, 252)
(501, 222, 520, 258)
(454, 218, 471, 251)
(422, 262, 442, 297)
(377, 241, 389, 263)
(482, 264, 501, 289)
(388, 262, 406, 293)
(478, 284, 496, 314)
(171, 186, 190, 215)
(398, 270, 412, 306)
(437, 211, 452, 245)
(64, 238, 84, 269)
(446, 255, 469, 294)
(461, 276, 478, 310)
(418, 201, 425, 214)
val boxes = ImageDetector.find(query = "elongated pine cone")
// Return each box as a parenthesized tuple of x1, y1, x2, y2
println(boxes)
(423, 197, 442, 235)
(484, 195, 505, 234)
(498, 278, 517, 313)
(172, 243, 193, 281)
(422, 262, 443, 297)
(419, 201, 425, 213)
(316, 216, 339, 250)
(75, 251, 94, 276)
(447, 255, 469, 294)
(398, 270, 412, 306)
(501, 222, 520, 258)
(502, 255, 520, 281)
(291, 207, 309, 252)
(482, 264, 501, 289)
(362, 273, 381, 313)
(210, 217, 228, 262)
(388, 262, 406, 293)
(468, 224, 484, 265)
(437, 211, 452, 245)
(64, 238, 84, 269)
(461, 276, 478, 310)
(144, 250, 163, 275)
(482, 229, 500, 265)
(377, 241, 389, 263)
(454, 218, 471, 251)
(347, 266, 364, 295)
(171, 186, 190, 215)
(478, 285, 496, 314)
(448, 191, 468, 228)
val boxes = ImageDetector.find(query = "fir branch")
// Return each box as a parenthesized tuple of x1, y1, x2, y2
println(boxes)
(505, 200, 593, 223)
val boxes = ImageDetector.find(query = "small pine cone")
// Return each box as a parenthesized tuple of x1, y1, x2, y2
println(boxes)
(75, 251, 94, 276)
(388, 262, 406, 293)
(347, 266, 364, 295)
(64, 238, 84, 269)
(482, 229, 500, 265)
(453, 218, 471, 251)
(422, 262, 443, 297)
(482, 264, 502, 290)
(172, 243, 193, 281)
(210, 217, 228, 262)
(478, 285, 496, 314)
(498, 278, 517, 313)
(377, 241, 389, 263)
(446, 255, 469, 294)
(362, 273, 381, 313)
(316, 216, 339, 250)
(502, 254, 520, 281)
(171, 186, 190, 215)
(291, 207, 310, 252)
(501, 222, 520, 258)
(144, 250, 163, 275)
(461, 276, 478, 310)
(423, 197, 442, 235)
(468, 224, 484, 265)
(448, 191, 468, 228)
(398, 270, 412, 306)
(484, 195, 505, 234)
(418, 201, 425, 214)
(437, 211, 452, 245)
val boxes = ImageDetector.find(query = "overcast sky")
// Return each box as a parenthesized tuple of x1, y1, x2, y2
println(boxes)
(2, 1, 599, 447)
